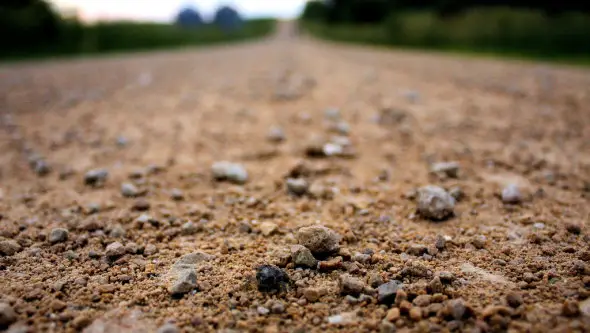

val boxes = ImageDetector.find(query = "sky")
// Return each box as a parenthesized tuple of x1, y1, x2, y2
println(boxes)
(50, 0, 308, 22)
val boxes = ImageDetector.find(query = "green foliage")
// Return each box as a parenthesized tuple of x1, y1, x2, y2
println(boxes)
(303, 7, 590, 63)
(0, 0, 275, 61)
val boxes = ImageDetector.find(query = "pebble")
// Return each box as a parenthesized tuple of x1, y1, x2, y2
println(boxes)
(430, 161, 460, 178)
(324, 108, 340, 120)
(413, 295, 432, 307)
(156, 323, 179, 333)
(435, 235, 447, 250)
(0, 303, 17, 328)
(385, 308, 400, 322)
(417, 185, 455, 221)
(48, 228, 69, 244)
(105, 242, 125, 259)
(116, 136, 129, 147)
(332, 121, 350, 135)
(438, 271, 455, 284)
(256, 265, 289, 292)
(506, 292, 523, 308)
(132, 199, 150, 211)
(121, 183, 139, 198)
(409, 307, 423, 321)
(270, 301, 285, 314)
(327, 312, 358, 325)
(472, 235, 487, 249)
(562, 300, 580, 317)
(84, 169, 108, 186)
(502, 184, 522, 204)
(352, 252, 371, 263)
(339, 274, 366, 296)
(0, 240, 21, 256)
(144, 244, 157, 255)
(267, 126, 286, 142)
(303, 288, 322, 302)
(168, 269, 197, 295)
(377, 280, 403, 304)
(290, 245, 318, 268)
(449, 187, 464, 201)
(296, 226, 341, 255)
(286, 178, 309, 196)
(368, 272, 384, 288)
(259, 222, 278, 236)
(406, 244, 428, 256)
(565, 222, 582, 235)
(318, 256, 343, 271)
(211, 161, 248, 184)
(170, 189, 184, 201)
(181, 221, 200, 235)
(257, 306, 270, 315)
(32, 159, 51, 176)
(579, 298, 590, 317)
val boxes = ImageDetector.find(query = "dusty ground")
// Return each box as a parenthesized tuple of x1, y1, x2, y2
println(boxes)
(1, 23, 590, 333)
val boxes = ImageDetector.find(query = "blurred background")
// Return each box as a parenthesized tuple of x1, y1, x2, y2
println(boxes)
(1, 0, 589, 62)
(302, 0, 590, 62)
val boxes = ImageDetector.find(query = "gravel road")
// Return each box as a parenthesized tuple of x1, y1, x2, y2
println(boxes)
(1, 22, 589, 333)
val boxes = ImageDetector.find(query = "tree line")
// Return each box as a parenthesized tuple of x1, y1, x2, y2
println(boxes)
(302, 0, 590, 23)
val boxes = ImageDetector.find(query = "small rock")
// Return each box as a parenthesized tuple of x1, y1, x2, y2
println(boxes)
(368, 272, 384, 288)
(406, 244, 428, 256)
(472, 235, 487, 249)
(332, 121, 350, 135)
(409, 307, 422, 321)
(0, 303, 17, 328)
(105, 242, 125, 259)
(270, 301, 285, 314)
(132, 199, 150, 211)
(506, 292, 523, 308)
(303, 288, 321, 302)
(563, 300, 580, 317)
(168, 269, 197, 295)
(290, 245, 317, 268)
(0, 240, 21, 256)
(144, 244, 157, 256)
(430, 161, 460, 178)
(502, 184, 522, 204)
(116, 136, 129, 147)
(256, 265, 289, 292)
(339, 274, 366, 296)
(438, 271, 455, 284)
(170, 189, 184, 201)
(267, 126, 286, 142)
(413, 295, 432, 307)
(49, 228, 69, 244)
(296, 225, 341, 255)
(259, 222, 278, 236)
(565, 222, 582, 235)
(579, 298, 590, 317)
(385, 308, 400, 322)
(435, 235, 446, 250)
(449, 187, 464, 201)
(33, 159, 51, 176)
(377, 280, 403, 304)
(109, 225, 125, 238)
(211, 161, 248, 184)
(324, 108, 340, 120)
(328, 312, 358, 325)
(181, 221, 200, 235)
(428, 276, 444, 294)
(286, 178, 309, 196)
(417, 185, 455, 221)
(121, 183, 139, 198)
(84, 169, 108, 186)
(257, 306, 270, 315)
(156, 323, 179, 333)
(352, 252, 371, 263)
(317, 256, 343, 271)
(447, 298, 468, 320)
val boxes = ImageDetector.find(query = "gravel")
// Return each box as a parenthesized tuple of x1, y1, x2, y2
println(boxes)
(120, 183, 139, 197)
(255, 265, 289, 292)
(502, 184, 522, 204)
(48, 228, 69, 244)
(417, 185, 456, 221)
(286, 178, 309, 196)
(105, 242, 125, 259)
(296, 226, 341, 255)
(267, 126, 286, 142)
(0, 303, 17, 328)
(170, 188, 184, 201)
(84, 169, 108, 186)
(211, 161, 248, 184)
(290, 245, 317, 268)
(0, 240, 21, 256)
(339, 274, 366, 296)
(430, 161, 460, 178)
(377, 280, 403, 304)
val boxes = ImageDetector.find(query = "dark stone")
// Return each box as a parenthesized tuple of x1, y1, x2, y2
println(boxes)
(256, 265, 289, 292)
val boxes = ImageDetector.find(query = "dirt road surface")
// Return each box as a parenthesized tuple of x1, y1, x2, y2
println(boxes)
(1, 22, 590, 333)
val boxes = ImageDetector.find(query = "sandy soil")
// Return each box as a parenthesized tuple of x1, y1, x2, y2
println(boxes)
(1, 23, 590, 333)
